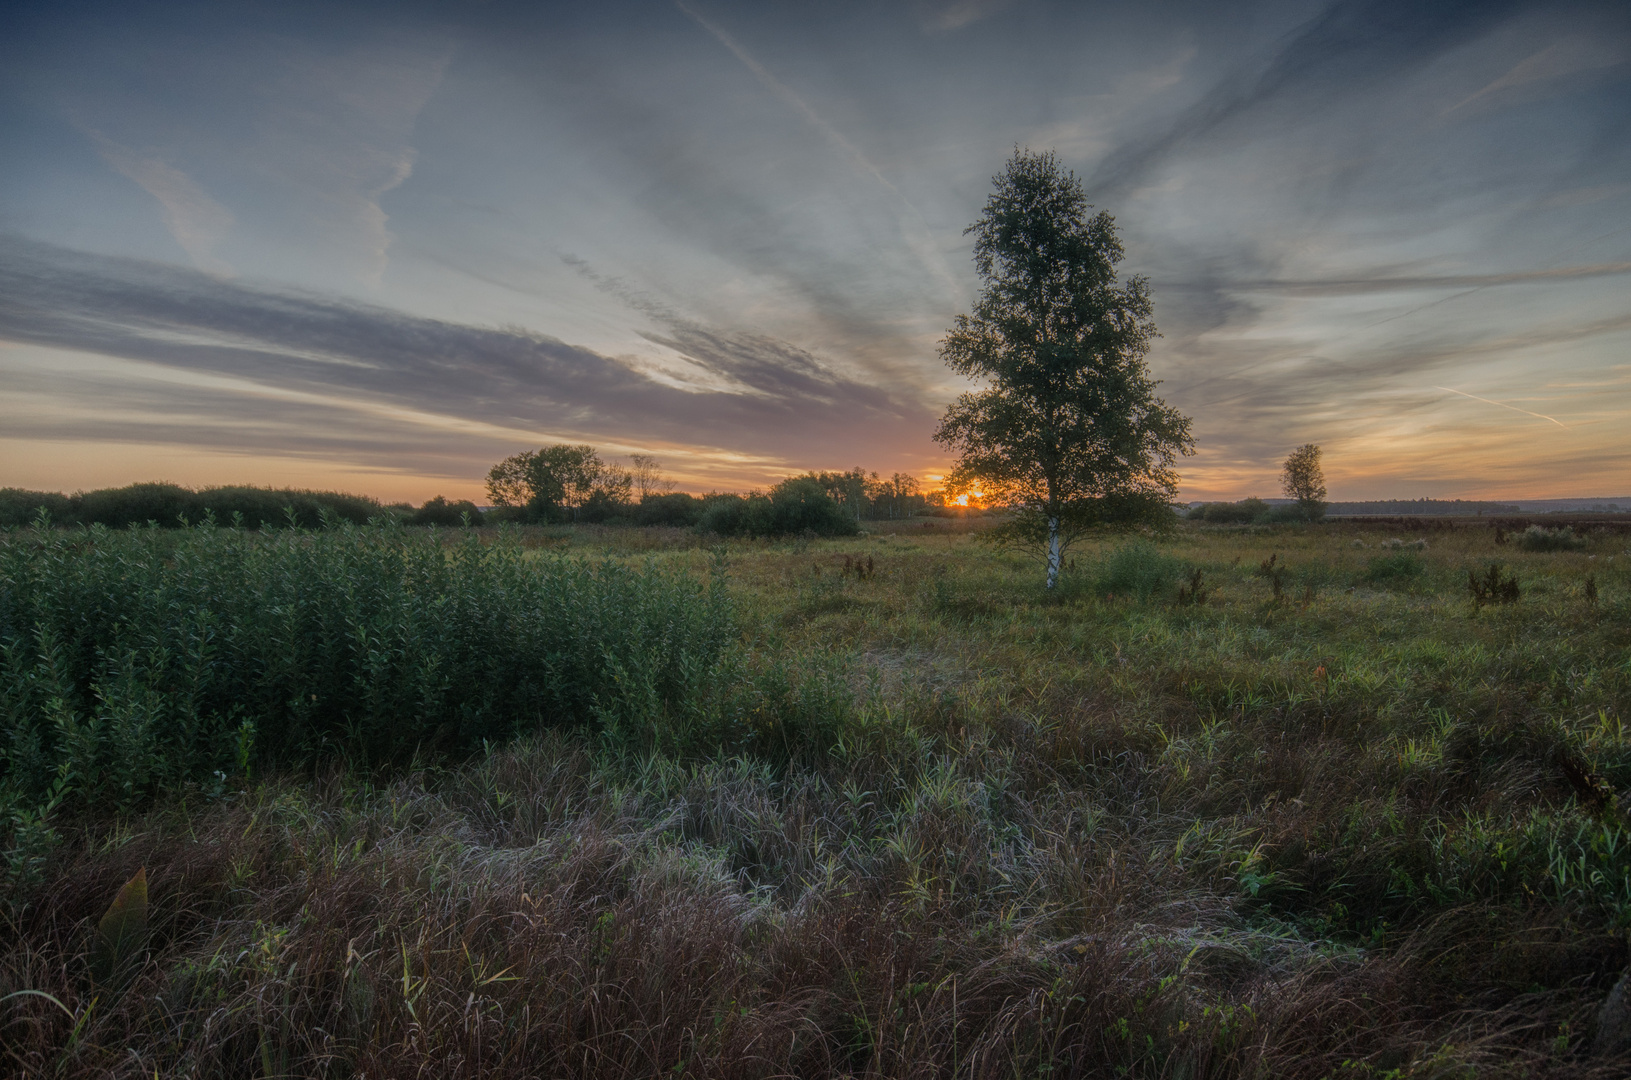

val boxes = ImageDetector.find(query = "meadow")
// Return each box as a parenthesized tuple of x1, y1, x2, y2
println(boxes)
(2, 516, 1629, 1078)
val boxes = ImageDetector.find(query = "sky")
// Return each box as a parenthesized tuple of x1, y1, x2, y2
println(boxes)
(1, 0, 1628, 503)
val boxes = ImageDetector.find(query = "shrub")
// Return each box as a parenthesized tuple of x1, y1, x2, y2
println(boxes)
(407, 496, 484, 526)
(1360, 551, 1424, 585)
(0, 489, 73, 527)
(0, 523, 738, 813)
(0, 484, 386, 529)
(1469, 563, 1521, 605)
(1516, 525, 1587, 552)
(577, 489, 632, 524)
(696, 480, 859, 538)
(1094, 541, 1184, 600)
(635, 492, 702, 528)
(1189, 497, 1269, 524)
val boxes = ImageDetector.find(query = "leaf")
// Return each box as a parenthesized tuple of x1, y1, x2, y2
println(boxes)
(91, 867, 148, 983)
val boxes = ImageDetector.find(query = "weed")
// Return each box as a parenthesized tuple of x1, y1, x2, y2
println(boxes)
(1176, 568, 1209, 606)
(1257, 552, 1286, 599)
(1468, 563, 1521, 606)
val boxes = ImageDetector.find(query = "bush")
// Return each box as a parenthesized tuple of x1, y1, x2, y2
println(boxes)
(697, 480, 859, 538)
(1093, 541, 1185, 601)
(1189, 497, 1270, 524)
(0, 522, 739, 812)
(577, 489, 632, 524)
(0, 489, 74, 527)
(407, 496, 484, 526)
(1516, 525, 1587, 552)
(1360, 551, 1424, 585)
(0, 484, 386, 529)
(635, 492, 703, 528)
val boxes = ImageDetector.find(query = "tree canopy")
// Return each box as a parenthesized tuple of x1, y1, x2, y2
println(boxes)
(1281, 444, 1327, 521)
(934, 148, 1192, 586)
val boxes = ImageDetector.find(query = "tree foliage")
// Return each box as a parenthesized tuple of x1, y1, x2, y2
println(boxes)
(1280, 443, 1327, 521)
(486, 445, 634, 522)
(934, 149, 1192, 585)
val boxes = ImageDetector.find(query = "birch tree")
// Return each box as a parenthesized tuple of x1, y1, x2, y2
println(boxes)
(934, 149, 1193, 588)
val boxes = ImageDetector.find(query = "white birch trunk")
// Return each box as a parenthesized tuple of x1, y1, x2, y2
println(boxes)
(1046, 516, 1061, 589)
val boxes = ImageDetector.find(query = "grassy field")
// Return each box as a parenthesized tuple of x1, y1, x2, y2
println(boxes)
(3, 517, 1630, 1077)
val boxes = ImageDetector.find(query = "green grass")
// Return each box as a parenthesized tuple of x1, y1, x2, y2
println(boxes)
(2, 517, 1629, 1077)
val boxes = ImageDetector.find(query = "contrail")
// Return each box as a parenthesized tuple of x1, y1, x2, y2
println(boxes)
(1435, 386, 1565, 427)
(674, 1, 964, 303)
(675, 0, 895, 194)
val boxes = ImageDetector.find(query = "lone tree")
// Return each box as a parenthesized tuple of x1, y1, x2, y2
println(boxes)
(934, 148, 1193, 588)
(486, 444, 630, 522)
(1281, 443, 1327, 521)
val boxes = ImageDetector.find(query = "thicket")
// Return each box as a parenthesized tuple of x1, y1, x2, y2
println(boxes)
(0, 522, 779, 819)
(1518, 524, 1590, 552)
(1187, 497, 1309, 524)
(404, 495, 485, 527)
(0, 484, 384, 529)
(696, 477, 861, 538)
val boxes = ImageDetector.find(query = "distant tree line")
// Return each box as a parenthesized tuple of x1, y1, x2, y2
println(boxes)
(1325, 499, 1522, 516)
(4, 453, 942, 538)
(484, 445, 936, 536)
(0, 483, 390, 529)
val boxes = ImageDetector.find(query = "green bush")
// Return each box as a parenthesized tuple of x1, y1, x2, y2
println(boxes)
(0, 523, 738, 812)
(697, 479, 859, 538)
(1516, 525, 1587, 552)
(0, 484, 385, 529)
(406, 496, 484, 526)
(0, 490, 74, 527)
(1360, 550, 1425, 585)
(1189, 498, 1269, 524)
(1093, 541, 1185, 601)
(634, 492, 703, 528)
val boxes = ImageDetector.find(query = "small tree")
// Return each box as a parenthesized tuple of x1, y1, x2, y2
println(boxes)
(629, 454, 675, 502)
(1280, 444, 1327, 522)
(934, 148, 1193, 587)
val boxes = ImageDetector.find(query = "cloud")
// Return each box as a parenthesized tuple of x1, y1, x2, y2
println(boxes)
(0, 238, 939, 474)
(675, 1, 963, 303)
(88, 133, 235, 277)
(1084, 0, 1527, 198)
(1202, 261, 1631, 296)
(1445, 34, 1630, 114)
(247, 39, 450, 283)
(909, 0, 1017, 33)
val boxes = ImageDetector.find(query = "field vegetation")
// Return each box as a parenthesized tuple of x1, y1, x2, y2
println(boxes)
(3, 516, 1630, 1077)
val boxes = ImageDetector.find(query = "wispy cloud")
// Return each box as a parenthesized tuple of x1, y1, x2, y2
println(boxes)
(1085, 0, 1527, 198)
(675, 1, 962, 301)
(1445, 35, 1629, 114)
(247, 39, 450, 283)
(0, 238, 939, 478)
(88, 133, 235, 277)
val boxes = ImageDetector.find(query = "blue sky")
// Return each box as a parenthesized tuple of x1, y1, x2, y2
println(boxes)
(2, 0, 1628, 501)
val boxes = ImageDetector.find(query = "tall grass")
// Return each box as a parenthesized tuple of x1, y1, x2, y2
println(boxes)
(0, 522, 739, 815)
